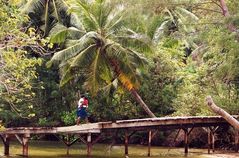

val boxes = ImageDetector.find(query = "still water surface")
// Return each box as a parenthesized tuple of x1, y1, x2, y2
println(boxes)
(0, 141, 233, 158)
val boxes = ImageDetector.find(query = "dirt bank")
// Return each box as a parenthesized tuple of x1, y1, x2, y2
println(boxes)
(203, 152, 239, 158)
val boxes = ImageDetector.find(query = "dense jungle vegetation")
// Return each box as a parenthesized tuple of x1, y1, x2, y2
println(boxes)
(0, 0, 239, 134)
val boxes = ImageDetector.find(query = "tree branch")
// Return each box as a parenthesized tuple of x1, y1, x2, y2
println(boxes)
(206, 96, 239, 130)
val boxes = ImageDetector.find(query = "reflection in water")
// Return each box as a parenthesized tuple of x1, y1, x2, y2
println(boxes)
(0, 140, 228, 158)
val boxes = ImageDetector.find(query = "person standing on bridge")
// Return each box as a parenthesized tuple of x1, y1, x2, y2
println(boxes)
(76, 95, 89, 125)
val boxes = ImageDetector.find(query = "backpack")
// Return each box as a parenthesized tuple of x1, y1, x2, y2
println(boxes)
(83, 98, 88, 106)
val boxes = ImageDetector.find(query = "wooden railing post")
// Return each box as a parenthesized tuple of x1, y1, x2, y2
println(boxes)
(3, 135, 10, 156)
(208, 127, 211, 154)
(22, 133, 30, 157)
(148, 130, 152, 157)
(125, 130, 129, 157)
(66, 134, 70, 155)
(211, 130, 215, 153)
(235, 129, 239, 152)
(87, 133, 92, 157)
(183, 128, 189, 154)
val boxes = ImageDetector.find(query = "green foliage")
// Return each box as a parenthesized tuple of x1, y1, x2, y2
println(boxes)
(0, 1, 43, 124)
(88, 93, 140, 121)
(60, 110, 76, 125)
(2, 0, 239, 128)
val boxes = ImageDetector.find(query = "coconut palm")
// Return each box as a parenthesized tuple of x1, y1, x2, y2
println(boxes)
(47, 0, 156, 117)
(21, 0, 84, 37)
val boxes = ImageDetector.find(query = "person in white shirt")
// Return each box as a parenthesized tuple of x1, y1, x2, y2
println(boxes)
(76, 95, 89, 125)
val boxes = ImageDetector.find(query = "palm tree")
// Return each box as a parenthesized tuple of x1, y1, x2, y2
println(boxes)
(21, 0, 84, 37)
(47, 0, 156, 117)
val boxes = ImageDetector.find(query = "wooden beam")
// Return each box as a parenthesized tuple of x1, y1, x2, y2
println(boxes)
(188, 127, 194, 135)
(66, 134, 70, 155)
(1, 127, 57, 134)
(15, 134, 23, 144)
(87, 133, 92, 157)
(235, 129, 239, 152)
(208, 127, 211, 154)
(183, 128, 189, 154)
(125, 130, 129, 156)
(78, 135, 87, 144)
(211, 130, 215, 153)
(2, 135, 10, 156)
(22, 133, 30, 157)
(102, 116, 237, 130)
(209, 126, 218, 153)
(56, 123, 105, 133)
(148, 130, 152, 157)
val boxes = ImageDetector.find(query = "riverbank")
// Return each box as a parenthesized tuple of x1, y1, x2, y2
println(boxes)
(203, 152, 239, 158)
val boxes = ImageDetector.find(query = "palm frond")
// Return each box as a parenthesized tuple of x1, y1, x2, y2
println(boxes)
(97, 80, 116, 98)
(70, 44, 97, 68)
(53, 0, 70, 25)
(47, 31, 99, 67)
(43, 0, 50, 37)
(146, 15, 164, 40)
(49, 24, 85, 43)
(104, 5, 126, 36)
(52, 0, 60, 21)
(70, 13, 86, 30)
(59, 61, 74, 87)
(69, 0, 99, 31)
(127, 49, 148, 68)
(67, 27, 86, 39)
(84, 49, 104, 95)
(152, 20, 170, 44)
(176, 7, 199, 22)
(21, 0, 46, 16)
(117, 28, 154, 53)
(21, 0, 46, 28)
(105, 42, 127, 61)
(64, 39, 80, 48)
(105, 42, 146, 87)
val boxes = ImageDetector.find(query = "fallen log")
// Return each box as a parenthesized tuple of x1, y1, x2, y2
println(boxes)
(206, 96, 239, 130)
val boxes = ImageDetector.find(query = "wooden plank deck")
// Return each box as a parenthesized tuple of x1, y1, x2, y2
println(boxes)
(0, 116, 237, 134)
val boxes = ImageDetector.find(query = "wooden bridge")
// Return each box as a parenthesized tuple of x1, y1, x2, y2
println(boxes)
(1, 116, 239, 157)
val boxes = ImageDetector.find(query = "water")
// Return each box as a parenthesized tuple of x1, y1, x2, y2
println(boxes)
(0, 141, 236, 158)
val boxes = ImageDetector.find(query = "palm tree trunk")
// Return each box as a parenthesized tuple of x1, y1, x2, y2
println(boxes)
(131, 89, 156, 118)
(108, 59, 156, 118)
(206, 96, 239, 130)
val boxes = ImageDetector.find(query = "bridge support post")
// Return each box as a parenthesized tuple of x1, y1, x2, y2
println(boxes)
(235, 129, 239, 152)
(87, 133, 92, 157)
(207, 127, 217, 154)
(211, 130, 215, 153)
(2, 135, 10, 156)
(183, 128, 189, 154)
(22, 133, 30, 157)
(125, 130, 128, 157)
(207, 127, 211, 154)
(66, 134, 70, 155)
(148, 130, 152, 157)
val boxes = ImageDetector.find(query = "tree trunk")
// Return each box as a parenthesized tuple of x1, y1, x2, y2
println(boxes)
(219, 0, 237, 32)
(131, 89, 156, 118)
(108, 58, 156, 118)
(206, 96, 239, 130)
